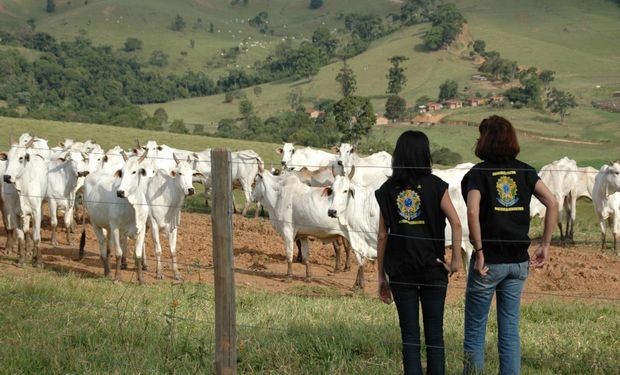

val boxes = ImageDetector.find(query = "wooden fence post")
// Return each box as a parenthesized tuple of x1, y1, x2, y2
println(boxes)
(211, 148, 237, 375)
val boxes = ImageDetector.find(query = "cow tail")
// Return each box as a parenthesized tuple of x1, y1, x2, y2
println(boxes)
(78, 207, 87, 260)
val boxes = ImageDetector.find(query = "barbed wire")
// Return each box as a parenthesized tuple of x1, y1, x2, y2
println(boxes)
(1, 143, 611, 172)
(0, 189, 610, 246)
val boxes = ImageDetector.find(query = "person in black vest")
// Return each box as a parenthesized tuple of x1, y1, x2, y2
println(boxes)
(375, 130, 463, 375)
(461, 115, 558, 375)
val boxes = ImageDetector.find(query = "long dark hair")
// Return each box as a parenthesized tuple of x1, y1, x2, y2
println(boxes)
(389, 130, 432, 185)
(475, 115, 520, 162)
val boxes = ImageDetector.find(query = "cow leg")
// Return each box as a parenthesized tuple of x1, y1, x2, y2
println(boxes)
(353, 264, 365, 291)
(150, 223, 164, 280)
(254, 202, 262, 219)
(600, 220, 608, 251)
(49, 200, 58, 247)
(232, 195, 239, 214)
(135, 228, 147, 285)
(5, 228, 16, 254)
(332, 241, 342, 273)
(613, 214, 620, 256)
(16, 228, 25, 267)
(295, 239, 303, 263)
(116, 235, 129, 280)
(343, 239, 352, 272)
(284, 233, 295, 282)
(64, 206, 75, 246)
(169, 228, 182, 281)
(301, 239, 312, 282)
(93, 225, 110, 278)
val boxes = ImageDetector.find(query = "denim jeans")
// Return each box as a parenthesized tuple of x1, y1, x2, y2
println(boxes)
(390, 279, 447, 375)
(463, 260, 529, 375)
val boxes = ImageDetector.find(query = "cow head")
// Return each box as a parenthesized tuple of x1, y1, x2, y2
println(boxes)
(58, 150, 90, 178)
(3, 137, 48, 186)
(277, 142, 295, 170)
(335, 143, 355, 176)
(604, 161, 620, 193)
(326, 175, 355, 226)
(116, 151, 154, 199)
(170, 155, 196, 196)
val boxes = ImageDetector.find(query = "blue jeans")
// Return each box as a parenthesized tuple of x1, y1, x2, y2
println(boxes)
(463, 260, 529, 375)
(391, 279, 447, 375)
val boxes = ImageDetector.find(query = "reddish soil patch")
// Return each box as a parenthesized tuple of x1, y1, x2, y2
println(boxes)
(1, 213, 619, 304)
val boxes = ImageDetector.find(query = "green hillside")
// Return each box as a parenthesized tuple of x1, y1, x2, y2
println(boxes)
(0, 0, 400, 76)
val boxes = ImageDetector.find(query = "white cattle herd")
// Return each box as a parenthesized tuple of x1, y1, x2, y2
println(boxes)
(0, 135, 617, 288)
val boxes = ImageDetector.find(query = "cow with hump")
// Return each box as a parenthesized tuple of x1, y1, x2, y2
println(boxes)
(592, 160, 620, 255)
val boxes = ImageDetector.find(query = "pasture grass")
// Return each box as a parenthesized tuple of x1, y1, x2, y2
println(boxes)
(0, 268, 618, 374)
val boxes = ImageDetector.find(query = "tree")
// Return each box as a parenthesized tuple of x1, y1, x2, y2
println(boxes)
(209, 23, 214, 33)
(309, 0, 324, 9)
(287, 88, 303, 109)
(253, 86, 262, 97)
(27, 18, 36, 31)
(312, 27, 338, 60)
(423, 3, 466, 50)
(336, 60, 357, 97)
(472, 39, 486, 54)
(386, 55, 408, 94)
(291, 43, 321, 79)
(193, 124, 205, 134)
(538, 70, 555, 90)
(123, 37, 143, 52)
(385, 95, 407, 122)
(169, 119, 189, 134)
(149, 50, 168, 67)
(239, 98, 254, 119)
(153, 107, 168, 125)
(400, 0, 437, 25)
(546, 88, 577, 123)
(46, 0, 56, 13)
(438, 80, 458, 101)
(171, 14, 186, 31)
(415, 95, 431, 107)
(333, 96, 376, 144)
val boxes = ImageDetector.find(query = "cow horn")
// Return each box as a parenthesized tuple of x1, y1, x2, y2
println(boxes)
(138, 150, 148, 163)
(257, 158, 264, 173)
(120, 151, 128, 162)
(173, 153, 180, 165)
(25, 137, 35, 148)
(81, 151, 88, 160)
(348, 165, 355, 179)
(135, 139, 141, 149)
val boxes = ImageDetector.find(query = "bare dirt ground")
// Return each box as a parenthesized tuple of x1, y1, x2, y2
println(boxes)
(1, 212, 619, 304)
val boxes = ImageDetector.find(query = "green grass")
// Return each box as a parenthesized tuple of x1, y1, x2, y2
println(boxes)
(0, 268, 617, 374)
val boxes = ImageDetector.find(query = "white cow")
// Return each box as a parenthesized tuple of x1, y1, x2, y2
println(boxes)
(81, 153, 138, 279)
(46, 150, 90, 246)
(251, 171, 350, 284)
(326, 174, 382, 289)
(3, 136, 49, 267)
(145, 155, 199, 280)
(333, 143, 392, 187)
(433, 162, 475, 268)
(276, 142, 338, 171)
(115, 151, 156, 283)
(530, 157, 579, 244)
(0, 156, 18, 252)
(199, 149, 264, 216)
(592, 161, 620, 255)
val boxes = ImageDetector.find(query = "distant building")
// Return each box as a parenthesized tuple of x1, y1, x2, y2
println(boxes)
(471, 74, 488, 81)
(427, 102, 443, 111)
(467, 97, 485, 107)
(304, 108, 323, 118)
(417, 105, 427, 113)
(445, 99, 463, 109)
(375, 115, 389, 125)
(489, 95, 505, 103)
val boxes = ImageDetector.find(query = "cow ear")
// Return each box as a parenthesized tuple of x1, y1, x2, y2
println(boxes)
(192, 152, 199, 160)
(103, 155, 108, 162)
(170, 170, 177, 177)
(276, 147, 283, 154)
(140, 168, 147, 176)
(25, 154, 30, 162)
(157, 146, 163, 151)
(321, 187, 333, 197)
(348, 165, 356, 179)
(0, 152, 7, 161)
(114, 170, 122, 178)
(193, 172, 205, 179)
(349, 187, 355, 199)
(331, 146, 340, 153)
(57, 157, 66, 163)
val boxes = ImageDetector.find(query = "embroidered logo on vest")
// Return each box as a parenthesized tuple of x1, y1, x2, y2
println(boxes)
(397, 189, 422, 221)
(496, 175, 519, 207)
